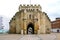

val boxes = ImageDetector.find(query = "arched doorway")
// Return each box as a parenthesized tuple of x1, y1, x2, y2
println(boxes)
(27, 23, 34, 34)
(57, 29, 59, 33)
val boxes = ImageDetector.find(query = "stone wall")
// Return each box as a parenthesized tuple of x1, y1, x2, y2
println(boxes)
(9, 4, 51, 34)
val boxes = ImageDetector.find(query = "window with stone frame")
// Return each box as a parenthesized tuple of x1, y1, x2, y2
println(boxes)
(29, 14, 31, 19)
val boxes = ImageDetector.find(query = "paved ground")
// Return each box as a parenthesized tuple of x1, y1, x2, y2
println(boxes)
(53, 33, 60, 40)
(19, 34, 56, 40)
(0, 33, 60, 40)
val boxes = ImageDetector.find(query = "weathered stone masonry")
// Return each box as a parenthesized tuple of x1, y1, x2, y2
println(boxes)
(9, 4, 51, 34)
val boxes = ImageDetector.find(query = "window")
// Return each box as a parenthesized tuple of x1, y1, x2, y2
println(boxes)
(29, 14, 31, 19)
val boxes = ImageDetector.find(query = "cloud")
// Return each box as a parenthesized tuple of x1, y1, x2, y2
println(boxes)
(0, 0, 60, 21)
(42, 0, 60, 21)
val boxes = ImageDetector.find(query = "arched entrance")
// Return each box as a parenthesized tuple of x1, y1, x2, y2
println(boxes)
(27, 23, 34, 34)
(57, 29, 59, 33)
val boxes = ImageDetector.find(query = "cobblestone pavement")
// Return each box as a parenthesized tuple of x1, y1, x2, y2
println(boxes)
(0, 33, 60, 40)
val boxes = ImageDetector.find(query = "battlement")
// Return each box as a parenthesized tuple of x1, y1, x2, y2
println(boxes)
(19, 4, 42, 11)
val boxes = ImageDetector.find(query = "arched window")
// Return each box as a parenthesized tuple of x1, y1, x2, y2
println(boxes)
(29, 14, 31, 19)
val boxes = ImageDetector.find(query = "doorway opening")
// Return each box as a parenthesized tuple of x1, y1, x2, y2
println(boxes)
(27, 23, 34, 34)
(57, 29, 59, 33)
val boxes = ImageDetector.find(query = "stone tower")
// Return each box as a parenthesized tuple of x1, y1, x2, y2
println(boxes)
(9, 4, 51, 34)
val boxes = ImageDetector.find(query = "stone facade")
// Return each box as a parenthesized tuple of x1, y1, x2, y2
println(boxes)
(9, 4, 51, 34)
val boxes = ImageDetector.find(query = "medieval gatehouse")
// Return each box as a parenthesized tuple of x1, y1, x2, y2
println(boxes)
(9, 4, 51, 34)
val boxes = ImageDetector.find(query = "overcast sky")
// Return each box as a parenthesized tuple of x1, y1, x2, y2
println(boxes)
(0, 0, 60, 21)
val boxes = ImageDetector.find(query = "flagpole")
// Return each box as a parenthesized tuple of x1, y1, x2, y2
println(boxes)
(30, 0, 31, 5)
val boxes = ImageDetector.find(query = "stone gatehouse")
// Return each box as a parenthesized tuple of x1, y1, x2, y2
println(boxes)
(9, 4, 51, 34)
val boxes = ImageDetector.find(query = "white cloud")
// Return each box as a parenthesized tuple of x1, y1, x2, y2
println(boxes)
(0, 0, 60, 21)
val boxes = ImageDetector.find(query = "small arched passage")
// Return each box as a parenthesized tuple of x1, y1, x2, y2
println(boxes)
(27, 23, 34, 34)
(57, 29, 59, 33)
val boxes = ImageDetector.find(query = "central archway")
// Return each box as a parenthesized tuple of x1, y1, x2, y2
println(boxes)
(27, 23, 34, 34)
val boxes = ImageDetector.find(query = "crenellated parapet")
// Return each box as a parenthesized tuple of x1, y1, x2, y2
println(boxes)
(19, 4, 42, 11)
